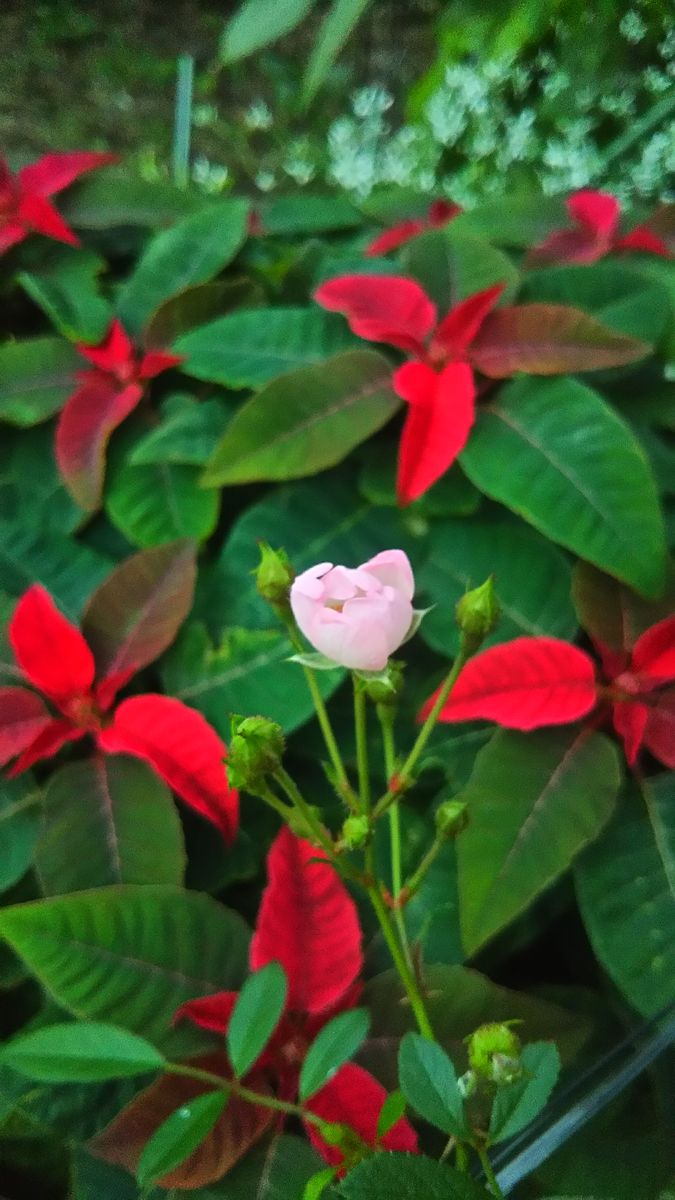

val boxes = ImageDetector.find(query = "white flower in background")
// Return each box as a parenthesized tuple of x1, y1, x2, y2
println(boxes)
(192, 103, 218, 128)
(255, 168, 276, 192)
(620, 10, 647, 43)
(351, 85, 393, 118)
(643, 66, 671, 93)
(244, 99, 273, 131)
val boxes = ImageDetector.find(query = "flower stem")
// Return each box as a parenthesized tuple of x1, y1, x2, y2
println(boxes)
(353, 678, 371, 814)
(165, 1060, 327, 1130)
(377, 704, 413, 970)
(476, 1146, 503, 1198)
(372, 637, 472, 821)
(365, 849, 434, 1040)
(286, 623, 356, 807)
(402, 836, 445, 901)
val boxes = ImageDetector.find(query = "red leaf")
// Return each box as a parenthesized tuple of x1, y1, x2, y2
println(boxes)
(55, 377, 143, 510)
(9, 719, 85, 774)
(365, 219, 427, 257)
(0, 221, 28, 254)
(527, 227, 604, 267)
(91, 1054, 273, 1189)
(306, 1063, 418, 1168)
(612, 699, 649, 766)
(98, 694, 238, 842)
(630, 615, 675, 683)
(470, 304, 649, 377)
(81, 541, 197, 689)
(9, 585, 95, 706)
(614, 226, 671, 257)
(421, 637, 598, 729)
(432, 283, 505, 358)
(643, 689, 675, 768)
(250, 827, 362, 1015)
(18, 151, 117, 197)
(76, 319, 135, 373)
(428, 199, 462, 226)
(394, 360, 475, 504)
(175, 991, 239, 1035)
(314, 275, 435, 355)
(138, 350, 184, 379)
(0, 687, 53, 765)
(16, 193, 79, 247)
(568, 190, 620, 239)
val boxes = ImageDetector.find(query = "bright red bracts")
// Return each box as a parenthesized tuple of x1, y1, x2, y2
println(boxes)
(420, 616, 675, 768)
(176, 826, 418, 1171)
(529, 189, 671, 266)
(365, 199, 462, 257)
(56, 319, 183, 510)
(0, 151, 116, 255)
(0, 584, 238, 840)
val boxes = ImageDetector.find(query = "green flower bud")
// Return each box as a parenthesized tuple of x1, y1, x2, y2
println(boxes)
(466, 1022, 522, 1084)
(341, 814, 371, 850)
(362, 659, 405, 705)
(455, 576, 500, 649)
(228, 715, 285, 790)
(254, 542, 295, 615)
(435, 799, 469, 839)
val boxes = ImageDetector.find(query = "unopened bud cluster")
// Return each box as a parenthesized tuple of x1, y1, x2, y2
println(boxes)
(228, 715, 285, 790)
(466, 1022, 523, 1086)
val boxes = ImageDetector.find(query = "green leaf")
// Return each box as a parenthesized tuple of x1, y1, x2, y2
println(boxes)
(117, 200, 250, 335)
(0, 520, 109, 618)
(457, 728, 621, 955)
(300, 1009, 370, 1100)
(221, 1134, 324, 1198)
(575, 776, 675, 1017)
(0, 336, 79, 426)
(60, 171, 201, 229)
(572, 560, 675, 654)
(35, 757, 185, 895)
(470, 303, 649, 377)
(360, 445, 479, 516)
(227, 963, 287, 1080)
(488, 1041, 560, 1144)
(303, 1167, 337, 1200)
(0, 885, 249, 1045)
(418, 517, 575, 658)
(202, 350, 399, 486)
(336, 1153, 489, 1199)
(176, 307, 356, 391)
(520, 261, 670, 345)
(105, 457, 219, 548)
(130, 396, 233, 466)
(18, 249, 111, 343)
(144, 279, 262, 350)
(451, 195, 568, 248)
(137, 1090, 228, 1188)
(81, 540, 196, 680)
(0, 1022, 165, 1083)
(302, 0, 371, 105)
(220, 0, 315, 62)
(402, 226, 519, 315)
(0, 774, 40, 893)
(398, 1032, 467, 1137)
(260, 194, 362, 235)
(460, 376, 667, 599)
(0, 425, 83, 534)
(72, 1150, 140, 1200)
(376, 1090, 407, 1139)
(162, 624, 343, 737)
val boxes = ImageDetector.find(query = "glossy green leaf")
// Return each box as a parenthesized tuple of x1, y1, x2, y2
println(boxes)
(221, 1134, 324, 1198)
(575, 776, 675, 1017)
(336, 1153, 488, 1199)
(418, 517, 575, 657)
(303, 1167, 337, 1200)
(0, 336, 79, 426)
(137, 1090, 228, 1188)
(117, 200, 250, 334)
(488, 1040, 560, 1144)
(0, 773, 40, 893)
(460, 376, 667, 599)
(520, 261, 670, 345)
(220, 0, 315, 62)
(176, 307, 356, 390)
(359, 445, 479, 516)
(0, 425, 83, 533)
(571, 561, 675, 654)
(203, 350, 399, 485)
(144, 279, 262, 349)
(35, 756, 185, 895)
(130, 396, 233, 466)
(227, 963, 287, 1079)
(0, 520, 109, 618)
(398, 1032, 467, 1136)
(260, 194, 362, 235)
(402, 226, 519, 314)
(300, 1009, 370, 1100)
(1, 1022, 165, 1083)
(457, 728, 621, 955)
(162, 624, 343, 737)
(376, 1090, 408, 1139)
(18, 249, 111, 343)
(451, 195, 567, 248)
(60, 172, 201, 228)
(105, 457, 219, 548)
(302, 0, 371, 104)
(0, 885, 250, 1044)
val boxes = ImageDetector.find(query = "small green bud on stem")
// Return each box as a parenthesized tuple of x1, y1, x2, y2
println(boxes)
(228, 715, 285, 790)
(466, 1022, 523, 1085)
(340, 814, 371, 850)
(435, 799, 469, 839)
(255, 542, 295, 617)
(455, 576, 500, 651)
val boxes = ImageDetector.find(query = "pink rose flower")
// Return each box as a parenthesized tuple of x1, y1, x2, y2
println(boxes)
(290, 550, 415, 671)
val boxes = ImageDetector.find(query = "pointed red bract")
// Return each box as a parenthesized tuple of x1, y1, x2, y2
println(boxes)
(394, 360, 475, 504)
(139, 350, 184, 379)
(612, 700, 649, 766)
(642, 689, 675, 768)
(18, 152, 117, 197)
(568, 190, 620, 238)
(529, 189, 671, 266)
(0, 151, 115, 255)
(630, 615, 675, 683)
(175, 991, 239, 1035)
(56, 378, 143, 510)
(306, 1063, 418, 1168)
(98, 694, 238, 842)
(250, 827, 362, 1015)
(9, 719, 86, 775)
(314, 275, 436, 355)
(432, 283, 505, 358)
(365, 200, 461, 258)
(77, 319, 135, 374)
(422, 637, 598, 729)
(9, 585, 95, 706)
(17, 192, 80, 246)
(614, 226, 670, 257)
(0, 688, 53, 765)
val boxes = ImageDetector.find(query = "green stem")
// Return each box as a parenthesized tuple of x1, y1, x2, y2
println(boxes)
(455, 1141, 469, 1171)
(366, 853, 434, 1040)
(286, 624, 356, 807)
(353, 678, 371, 813)
(274, 766, 334, 854)
(258, 784, 295, 822)
(377, 704, 412, 970)
(476, 1146, 503, 1198)
(372, 637, 472, 821)
(403, 835, 445, 900)
(165, 1061, 327, 1129)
